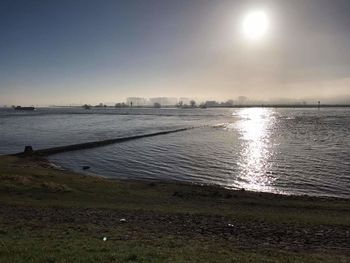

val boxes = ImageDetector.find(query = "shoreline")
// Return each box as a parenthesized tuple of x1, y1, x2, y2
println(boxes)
(0, 155, 349, 261)
(47, 155, 349, 201)
(2, 105, 350, 109)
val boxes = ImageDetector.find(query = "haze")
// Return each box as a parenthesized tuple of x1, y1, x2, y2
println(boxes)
(1, 0, 350, 106)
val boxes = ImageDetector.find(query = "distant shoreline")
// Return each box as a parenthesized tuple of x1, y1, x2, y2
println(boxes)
(2, 104, 350, 109)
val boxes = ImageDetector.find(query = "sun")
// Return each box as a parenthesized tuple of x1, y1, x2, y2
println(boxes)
(242, 10, 269, 41)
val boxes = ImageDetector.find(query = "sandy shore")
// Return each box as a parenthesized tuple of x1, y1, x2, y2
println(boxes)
(0, 155, 349, 262)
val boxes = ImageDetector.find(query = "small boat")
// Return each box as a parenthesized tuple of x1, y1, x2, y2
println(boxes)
(14, 106, 35, 111)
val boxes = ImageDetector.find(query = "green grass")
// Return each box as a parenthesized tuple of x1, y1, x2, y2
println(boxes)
(1, 221, 348, 263)
(1, 234, 348, 263)
(0, 155, 349, 262)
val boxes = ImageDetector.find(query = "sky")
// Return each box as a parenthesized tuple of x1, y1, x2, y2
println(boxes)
(1, 0, 350, 106)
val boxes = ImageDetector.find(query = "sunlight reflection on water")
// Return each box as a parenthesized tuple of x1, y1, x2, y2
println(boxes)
(41, 108, 350, 198)
(232, 108, 277, 192)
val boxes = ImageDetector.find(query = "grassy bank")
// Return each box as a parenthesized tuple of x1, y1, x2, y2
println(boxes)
(0, 155, 349, 262)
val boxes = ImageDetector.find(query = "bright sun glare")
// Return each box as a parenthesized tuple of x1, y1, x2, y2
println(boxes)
(242, 10, 269, 41)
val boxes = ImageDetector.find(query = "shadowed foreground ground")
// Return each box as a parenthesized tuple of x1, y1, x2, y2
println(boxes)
(0, 155, 349, 262)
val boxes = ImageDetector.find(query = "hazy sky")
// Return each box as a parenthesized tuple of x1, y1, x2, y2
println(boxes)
(1, 0, 350, 105)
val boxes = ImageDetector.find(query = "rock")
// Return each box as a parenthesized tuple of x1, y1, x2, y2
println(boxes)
(24, 146, 34, 155)
(82, 166, 90, 170)
(120, 218, 127, 223)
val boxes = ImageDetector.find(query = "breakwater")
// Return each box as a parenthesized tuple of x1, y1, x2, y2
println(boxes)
(16, 127, 194, 156)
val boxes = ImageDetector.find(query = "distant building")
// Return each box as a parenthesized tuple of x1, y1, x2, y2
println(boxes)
(205, 101, 220, 107)
(222, 100, 234, 107)
(237, 96, 248, 105)
(150, 97, 178, 107)
(126, 97, 148, 107)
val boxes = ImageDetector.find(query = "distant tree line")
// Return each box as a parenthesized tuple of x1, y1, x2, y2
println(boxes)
(82, 96, 253, 110)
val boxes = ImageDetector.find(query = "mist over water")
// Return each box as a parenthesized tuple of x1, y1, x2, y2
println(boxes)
(1, 107, 349, 198)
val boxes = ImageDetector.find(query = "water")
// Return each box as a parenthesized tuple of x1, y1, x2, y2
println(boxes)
(1, 107, 349, 198)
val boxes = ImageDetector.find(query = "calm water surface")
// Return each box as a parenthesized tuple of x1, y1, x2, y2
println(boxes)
(1, 107, 349, 198)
